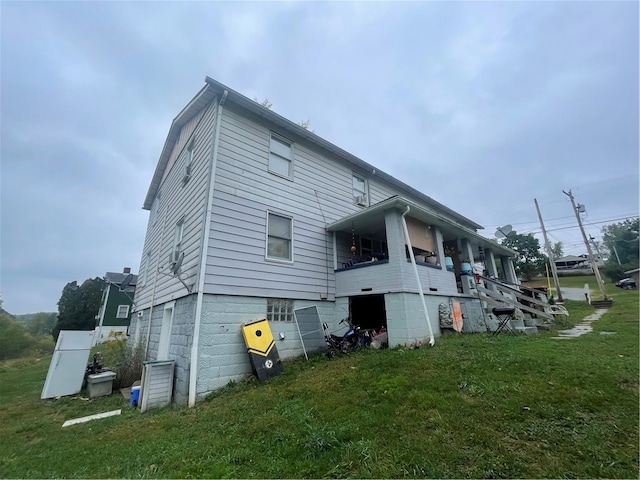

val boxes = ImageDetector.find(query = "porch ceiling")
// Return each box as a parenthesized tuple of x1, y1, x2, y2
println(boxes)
(326, 196, 516, 257)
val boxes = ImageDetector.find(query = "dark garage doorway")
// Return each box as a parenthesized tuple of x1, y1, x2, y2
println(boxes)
(349, 295, 387, 331)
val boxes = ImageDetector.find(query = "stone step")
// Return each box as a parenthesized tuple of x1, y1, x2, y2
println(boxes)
(515, 326, 538, 335)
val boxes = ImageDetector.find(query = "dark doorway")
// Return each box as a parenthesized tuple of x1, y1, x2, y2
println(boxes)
(349, 295, 387, 331)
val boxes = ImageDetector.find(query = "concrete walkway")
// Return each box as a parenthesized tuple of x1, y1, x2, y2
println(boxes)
(557, 286, 590, 301)
(551, 309, 609, 339)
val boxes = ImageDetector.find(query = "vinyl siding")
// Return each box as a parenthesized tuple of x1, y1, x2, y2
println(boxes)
(134, 99, 218, 310)
(203, 105, 402, 300)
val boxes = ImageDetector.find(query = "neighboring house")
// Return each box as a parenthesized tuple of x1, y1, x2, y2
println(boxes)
(95, 268, 137, 345)
(554, 254, 604, 271)
(128, 77, 519, 406)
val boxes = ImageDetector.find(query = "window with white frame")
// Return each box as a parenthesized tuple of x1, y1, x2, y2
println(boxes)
(150, 193, 161, 225)
(266, 212, 293, 261)
(116, 305, 130, 319)
(139, 251, 151, 287)
(172, 216, 185, 262)
(267, 298, 293, 322)
(181, 137, 195, 186)
(352, 174, 368, 206)
(268, 133, 293, 178)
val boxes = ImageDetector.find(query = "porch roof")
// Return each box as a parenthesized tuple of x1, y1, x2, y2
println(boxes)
(326, 196, 516, 257)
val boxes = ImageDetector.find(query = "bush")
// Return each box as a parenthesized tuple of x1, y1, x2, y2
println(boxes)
(101, 339, 146, 390)
(0, 314, 54, 360)
(601, 262, 637, 283)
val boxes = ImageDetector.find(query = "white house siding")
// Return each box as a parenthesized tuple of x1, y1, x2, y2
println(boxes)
(195, 294, 335, 400)
(203, 105, 400, 301)
(160, 108, 207, 185)
(135, 100, 218, 310)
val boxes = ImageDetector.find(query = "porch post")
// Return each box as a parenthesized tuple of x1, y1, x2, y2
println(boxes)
(503, 256, 518, 284)
(433, 227, 445, 265)
(384, 209, 407, 265)
(460, 238, 475, 264)
(485, 250, 498, 277)
(332, 231, 338, 271)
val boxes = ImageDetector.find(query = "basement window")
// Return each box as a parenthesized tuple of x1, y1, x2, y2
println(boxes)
(267, 298, 293, 322)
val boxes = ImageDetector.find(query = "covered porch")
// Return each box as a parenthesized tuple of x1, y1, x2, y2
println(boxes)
(326, 196, 519, 346)
(327, 196, 518, 296)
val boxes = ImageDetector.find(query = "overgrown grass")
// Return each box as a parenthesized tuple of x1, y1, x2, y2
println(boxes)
(0, 286, 637, 478)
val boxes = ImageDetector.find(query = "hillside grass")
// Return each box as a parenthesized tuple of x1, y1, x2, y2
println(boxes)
(0, 279, 637, 478)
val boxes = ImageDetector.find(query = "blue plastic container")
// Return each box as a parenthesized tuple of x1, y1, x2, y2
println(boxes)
(129, 386, 140, 407)
(445, 257, 454, 271)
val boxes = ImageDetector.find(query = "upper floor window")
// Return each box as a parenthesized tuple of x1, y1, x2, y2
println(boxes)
(352, 174, 369, 206)
(266, 212, 293, 262)
(269, 133, 293, 178)
(172, 216, 185, 261)
(150, 193, 161, 226)
(116, 305, 130, 319)
(182, 137, 195, 186)
(139, 251, 151, 287)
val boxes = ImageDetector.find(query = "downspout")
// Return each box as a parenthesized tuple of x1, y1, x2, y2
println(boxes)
(189, 90, 227, 408)
(401, 205, 435, 346)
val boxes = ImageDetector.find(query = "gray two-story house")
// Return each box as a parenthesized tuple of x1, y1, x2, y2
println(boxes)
(129, 77, 518, 406)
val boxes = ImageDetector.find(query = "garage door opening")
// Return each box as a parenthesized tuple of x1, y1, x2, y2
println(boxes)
(349, 295, 387, 331)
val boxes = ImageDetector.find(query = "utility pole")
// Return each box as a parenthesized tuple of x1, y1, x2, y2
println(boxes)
(589, 235, 603, 263)
(612, 244, 622, 265)
(563, 190, 609, 301)
(534, 198, 563, 302)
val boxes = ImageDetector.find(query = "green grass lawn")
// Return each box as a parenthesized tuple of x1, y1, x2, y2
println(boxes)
(1, 281, 637, 478)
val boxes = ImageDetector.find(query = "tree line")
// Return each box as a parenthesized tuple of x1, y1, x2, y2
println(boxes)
(500, 218, 639, 282)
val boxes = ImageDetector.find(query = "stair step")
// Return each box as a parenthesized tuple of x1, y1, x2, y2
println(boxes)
(515, 326, 538, 335)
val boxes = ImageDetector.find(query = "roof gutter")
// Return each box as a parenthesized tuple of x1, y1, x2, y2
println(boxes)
(401, 205, 435, 347)
(189, 90, 227, 408)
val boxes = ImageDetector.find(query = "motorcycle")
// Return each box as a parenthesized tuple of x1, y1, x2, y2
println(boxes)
(322, 318, 372, 358)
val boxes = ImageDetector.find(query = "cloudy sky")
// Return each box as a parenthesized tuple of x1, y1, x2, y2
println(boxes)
(1, 1, 638, 314)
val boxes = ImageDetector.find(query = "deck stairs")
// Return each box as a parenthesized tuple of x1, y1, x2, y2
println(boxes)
(473, 276, 569, 335)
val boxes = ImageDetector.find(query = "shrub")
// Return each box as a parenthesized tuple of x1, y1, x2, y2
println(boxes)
(101, 339, 146, 390)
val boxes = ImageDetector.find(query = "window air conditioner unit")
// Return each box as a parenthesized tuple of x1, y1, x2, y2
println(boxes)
(181, 163, 192, 185)
(355, 194, 368, 206)
(168, 250, 180, 269)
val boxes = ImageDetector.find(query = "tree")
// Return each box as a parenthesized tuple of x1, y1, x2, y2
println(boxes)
(600, 218, 639, 281)
(23, 312, 57, 336)
(0, 311, 34, 360)
(501, 232, 546, 281)
(297, 119, 314, 132)
(550, 241, 564, 260)
(252, 97, 272, 109)
(53, 277, 105, 340)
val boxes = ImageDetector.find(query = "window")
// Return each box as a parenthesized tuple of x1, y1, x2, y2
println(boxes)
(173, 217, 185, 257)
(267, 298, 293, 322)
(266, 212, 293, 261)
(182, 138, 195, 186)
(269, 133, 293, 178)
(139, 251, 151, 287)
(150, 193, 161, 225)
(352, 174, 368, 206)
(360, 237, 387, 257)
(116, 305, 130, 319)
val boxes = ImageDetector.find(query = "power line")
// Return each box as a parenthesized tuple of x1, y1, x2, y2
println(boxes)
(523, 215, 638, 235)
